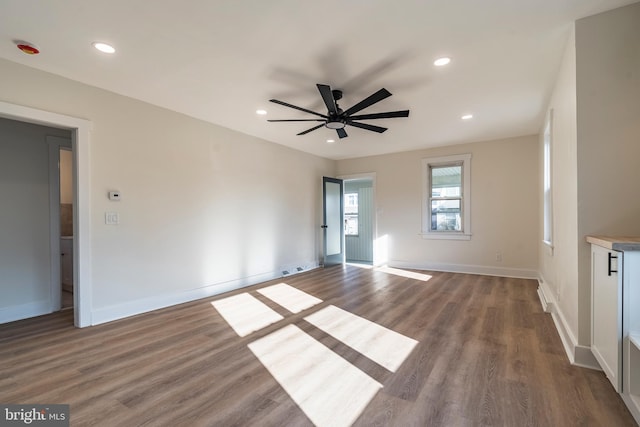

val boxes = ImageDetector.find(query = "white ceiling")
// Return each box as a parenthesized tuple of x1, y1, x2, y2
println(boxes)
(0, 1, 635, 160)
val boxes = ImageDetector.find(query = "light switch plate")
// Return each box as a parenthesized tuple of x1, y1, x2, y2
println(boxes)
(105, 212, 119, 225)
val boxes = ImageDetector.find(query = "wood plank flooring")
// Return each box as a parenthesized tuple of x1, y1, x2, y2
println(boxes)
(0, 265, 636, 426)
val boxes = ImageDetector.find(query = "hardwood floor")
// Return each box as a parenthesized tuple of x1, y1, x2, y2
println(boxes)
(0, 265, 636, 426)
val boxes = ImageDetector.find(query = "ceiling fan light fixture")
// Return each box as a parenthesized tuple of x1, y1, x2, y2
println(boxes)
(325, 121, 345, 130)
(256, 109, 267, 115)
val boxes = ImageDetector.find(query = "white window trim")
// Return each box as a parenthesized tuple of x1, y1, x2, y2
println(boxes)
(421, 153, 472, 240)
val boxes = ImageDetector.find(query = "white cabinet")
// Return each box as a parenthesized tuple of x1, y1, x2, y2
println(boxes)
(587, 236, 640, 425)
(591, 243, 622, 391)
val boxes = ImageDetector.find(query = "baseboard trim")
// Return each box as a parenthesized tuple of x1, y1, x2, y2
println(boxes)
(0, 299, 51, 324)
(536, 277, 600, 370)
(388, 260, 538, 279)
(537, 284, 553, 313)
(91, 263, 320, 326)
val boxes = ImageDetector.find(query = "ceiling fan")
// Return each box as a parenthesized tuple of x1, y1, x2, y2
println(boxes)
(268, 84, 410, 139)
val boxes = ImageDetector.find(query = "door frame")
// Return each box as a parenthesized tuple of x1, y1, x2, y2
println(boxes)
(338, 172, 380, 265)
(0, 101, 92, 327)
(48, 137, 72, 312)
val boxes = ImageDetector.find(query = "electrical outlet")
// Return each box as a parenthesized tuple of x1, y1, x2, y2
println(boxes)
(496, 252, 502, 262)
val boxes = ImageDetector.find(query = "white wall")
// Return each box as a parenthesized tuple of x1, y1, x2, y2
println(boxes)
(337, 135, 539, 277)
(539, 2, 640, 366)
(0, 118, 71, 317)
(575, 2, 640, 343)
(538, 26, 580, 349)
(0, 58, 335, 325)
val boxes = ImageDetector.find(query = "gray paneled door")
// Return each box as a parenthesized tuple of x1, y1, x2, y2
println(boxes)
(322, 177, 344, 266)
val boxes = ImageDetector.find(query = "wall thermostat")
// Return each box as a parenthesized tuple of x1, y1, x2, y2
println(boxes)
(108, 191, 121, 201)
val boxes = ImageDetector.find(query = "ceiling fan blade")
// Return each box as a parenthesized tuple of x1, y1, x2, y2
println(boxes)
(317, 84, 338, 115)
(348, 121, 388, 133)
(343, 88, 392, 116)
(297, 123, 325, 135)
(349, 110, 410, 120)
(337, 128, 348, 139)
(270, 99, 327, 118)
(268, 119, 325, 122)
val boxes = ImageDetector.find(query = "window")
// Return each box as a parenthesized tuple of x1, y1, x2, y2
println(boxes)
(344, 192, 358, 236)
(422, 154, 471, 240)
(543, 109, 553, 247)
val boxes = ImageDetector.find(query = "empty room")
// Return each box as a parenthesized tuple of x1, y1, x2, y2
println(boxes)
(1, 1, 640, 425)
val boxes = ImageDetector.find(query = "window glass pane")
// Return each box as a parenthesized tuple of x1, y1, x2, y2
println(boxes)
(344, 193, 358, 235)
(431, 165, 461, 198)
(344, 193, 358, 214)
(431, 199, 461, 231)
(325, 181, 342, 255)
(345, 215, 358, 235)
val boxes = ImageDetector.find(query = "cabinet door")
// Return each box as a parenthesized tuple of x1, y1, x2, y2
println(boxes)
(591, 244, 622, 392)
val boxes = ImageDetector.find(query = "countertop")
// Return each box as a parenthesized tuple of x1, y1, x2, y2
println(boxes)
(586, 235, 640, 251)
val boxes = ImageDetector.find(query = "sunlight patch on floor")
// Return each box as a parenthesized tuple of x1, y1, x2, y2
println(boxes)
(346, 262, 373, 269)
(375, 265, 432, 282)
(211, 293, 283, 337)
(257, 283, 323, 314)
(248, 324, 382, 427)
(304, 305, 418, 372)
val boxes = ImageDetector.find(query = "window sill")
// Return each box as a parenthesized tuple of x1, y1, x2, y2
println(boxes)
(421, 232, 471, 241)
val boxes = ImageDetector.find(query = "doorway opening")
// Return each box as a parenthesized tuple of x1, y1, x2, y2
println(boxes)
(0, 100, 91, 327)
(342, 175, 375, 265)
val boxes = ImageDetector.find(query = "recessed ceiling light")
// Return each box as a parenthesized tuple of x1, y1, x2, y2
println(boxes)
(256, 109, 267, 115)
(326, 139, 335, 144)
(461, 114, 473, 120)
(92, 42, 115, 54)
(434, 57, 451, 66)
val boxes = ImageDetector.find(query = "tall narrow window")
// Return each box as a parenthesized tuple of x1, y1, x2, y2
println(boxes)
(422, 154, 472, 240)
(543, 109, 553, 246)
(344, 192, 358, 236)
